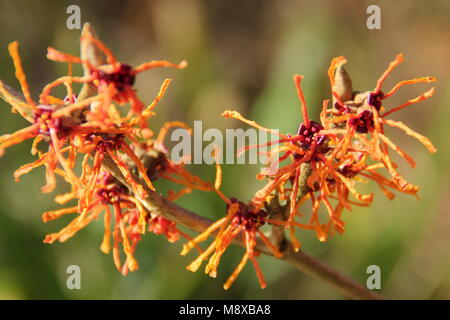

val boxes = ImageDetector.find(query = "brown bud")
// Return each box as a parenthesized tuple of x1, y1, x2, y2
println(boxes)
(333, 65, 353, 103)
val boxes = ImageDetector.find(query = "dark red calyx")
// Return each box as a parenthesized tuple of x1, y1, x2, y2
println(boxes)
(96, 134, 125, 152)
(227, 198, 267, 231)
(338, 164, 360, 178)
(97, 63, 135, 92)
(296, 121, 326, 148)
(349, 110, 374, 133)
(292, 121, 329, 161)
(34, 105, 72, 138)
(367, 91, 383, 111)
(97, 185, 126, 204)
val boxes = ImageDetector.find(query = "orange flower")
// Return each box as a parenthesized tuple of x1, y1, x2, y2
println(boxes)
(75, 133, 155, 199)
(41, 35, 186, 127)
(223, 75, 331, 209)
(182, 197, 282, 289)
(43, 162, 201, 275)
(326, 54, 437, 194)
(222, 75, 356, 249)
(181, 162, 281, 290)
(0, 41, 104, 192)
(42, 170, 145, 273)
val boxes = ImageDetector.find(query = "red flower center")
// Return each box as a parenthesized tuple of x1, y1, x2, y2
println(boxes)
(228, 198, 267, 231)
(97, 185, 127, 204)
(292, 121, 329, 161)
(367, 91, 384, 111)
(34, 105, 72, 138)
(95, 63, 135, 92)
(349, 110, 375, 133)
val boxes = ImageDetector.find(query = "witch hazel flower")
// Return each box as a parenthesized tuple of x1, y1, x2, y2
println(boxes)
(326, 54, 437, 195)
(42, 123, 213, 275)
(0, 41, 104, 193)
(181, 160, 282, 289)
(41, 34, 186, 127)
(222, 75, 372, 249)
(43, 166, 198, 276)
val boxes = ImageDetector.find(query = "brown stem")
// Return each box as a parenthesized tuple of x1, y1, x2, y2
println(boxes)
(266, 195, 287, 252)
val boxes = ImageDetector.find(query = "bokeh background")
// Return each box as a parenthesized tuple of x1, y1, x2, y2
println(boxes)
(0, 0, 449, 299)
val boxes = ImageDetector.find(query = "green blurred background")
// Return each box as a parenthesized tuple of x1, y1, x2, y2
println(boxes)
(0, 0, 449, 299)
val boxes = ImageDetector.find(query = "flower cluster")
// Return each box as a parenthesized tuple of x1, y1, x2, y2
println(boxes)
(181, 162, 282, 289)
(0, 24, 437, 290)
(184, 53, 436, 288)
(0, 26, 210, 274)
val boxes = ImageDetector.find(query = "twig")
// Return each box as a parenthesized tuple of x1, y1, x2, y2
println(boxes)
(266, 195, 288, 252)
